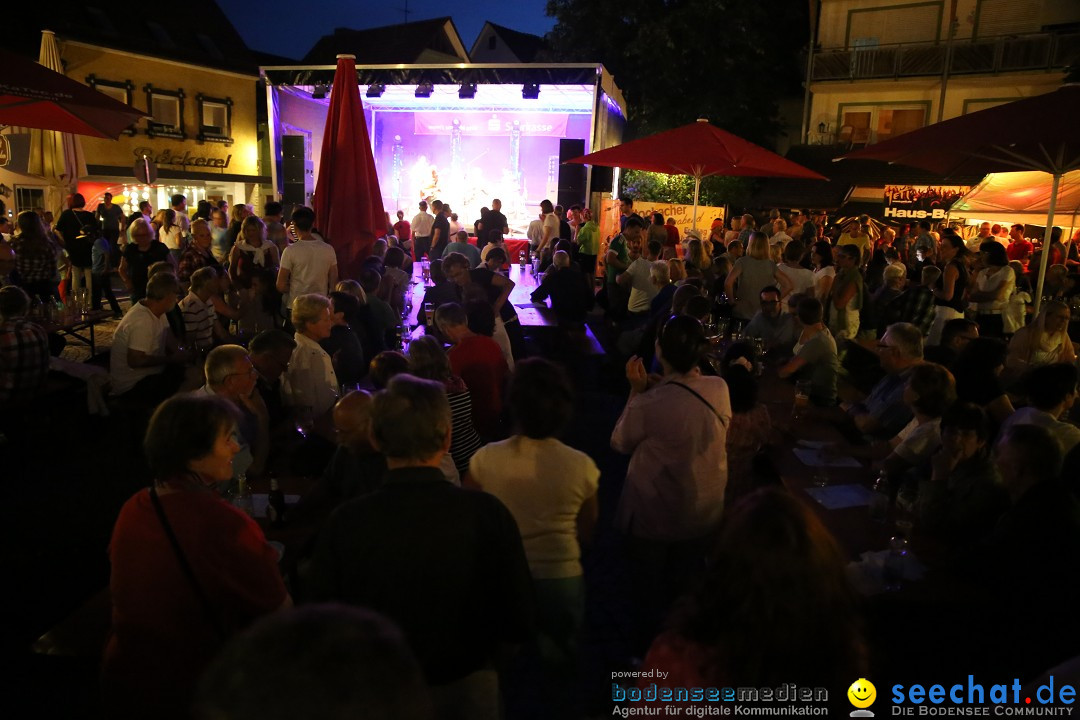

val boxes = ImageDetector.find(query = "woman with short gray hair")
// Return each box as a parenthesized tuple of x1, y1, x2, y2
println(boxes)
(283, 293, 339, 417)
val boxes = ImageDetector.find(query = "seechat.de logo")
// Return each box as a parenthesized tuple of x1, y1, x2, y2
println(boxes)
(850, 679, 878, 717)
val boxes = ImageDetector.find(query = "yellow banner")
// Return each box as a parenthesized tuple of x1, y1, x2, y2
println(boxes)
(597, 199, 725, 244)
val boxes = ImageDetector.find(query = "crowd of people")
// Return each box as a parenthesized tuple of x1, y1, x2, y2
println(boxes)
(3, 192, 1080, 719)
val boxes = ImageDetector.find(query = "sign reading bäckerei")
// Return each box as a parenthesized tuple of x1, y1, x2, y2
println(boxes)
(883, 184, 969, 220)
(133, 146, 231, 169)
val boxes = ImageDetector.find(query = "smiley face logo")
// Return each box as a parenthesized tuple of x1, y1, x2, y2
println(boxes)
(848, 679, 877, 715)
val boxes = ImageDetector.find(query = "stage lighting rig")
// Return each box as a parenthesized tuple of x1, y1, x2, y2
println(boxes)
(522, 83, 540, 99)
(459, 83, 477, 99)
(366, 83, 386, 98)
(415, 82, 434, 98)
(311, 82, 329, 99)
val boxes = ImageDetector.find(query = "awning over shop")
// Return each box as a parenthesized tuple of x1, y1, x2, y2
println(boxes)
(950, 170, 1080, 232)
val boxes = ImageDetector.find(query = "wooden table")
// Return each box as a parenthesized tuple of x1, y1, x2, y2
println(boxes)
(40, 309, 113, 356)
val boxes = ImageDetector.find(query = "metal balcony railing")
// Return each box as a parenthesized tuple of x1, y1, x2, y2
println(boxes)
(811, 31, 1080, 82)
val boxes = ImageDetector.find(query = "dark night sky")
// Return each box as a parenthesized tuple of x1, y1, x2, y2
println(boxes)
(217, 0, 555, 59)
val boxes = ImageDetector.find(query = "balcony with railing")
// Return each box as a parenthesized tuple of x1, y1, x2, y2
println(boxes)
(811, 31, 1080, 82)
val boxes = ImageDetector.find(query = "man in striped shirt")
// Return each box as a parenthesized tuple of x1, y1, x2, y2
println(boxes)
(179, 267, 229, 351)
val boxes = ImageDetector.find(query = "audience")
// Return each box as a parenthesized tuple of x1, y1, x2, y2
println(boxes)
(719, 342, 773, 501)
(248, 329, 296, 432)
(195, 345, 269, 478)
(779, 297, 839, 406)
(845, 322, 923, 440)
(1000, 363, 1080, 455)
(951, 337, 1014, 426)
(725, 232, 792, 322)
(305, 374, 534, 719)
(195, 604, 430, 720)
(109, 272, 187, 407)
(638, 490, 865, 694)
(1005, 299, 1075, 380)
(103, 395, 290, 719)
(743, 285, 798, 351)
(0, 285, 50, 406)
(282, 294, 339, 418)
(406, 335, 484, 478)
(435, 302, 508, 440)
(321, 292, 366, 385)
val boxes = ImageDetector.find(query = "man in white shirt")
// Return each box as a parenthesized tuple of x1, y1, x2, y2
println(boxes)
(109, 272, 187, 405)
(538, 199, 559, 256)
(617, 238, 660, 318)
(411, 200, 435, 259)
(276, 206, 338, 307)
(170, 193, 191, 239)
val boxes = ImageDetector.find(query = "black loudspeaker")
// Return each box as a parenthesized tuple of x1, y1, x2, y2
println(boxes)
(558, 138, 586, 209)
(590, 166, 614, 193)
(283, 157, 306, 183)
(282, 135, 306, 159)
(283, 182, 307, 204)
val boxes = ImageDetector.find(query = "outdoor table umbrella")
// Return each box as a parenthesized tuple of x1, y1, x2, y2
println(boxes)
(313, 54, 387, 280)
(566, 118, 828, 232)
(0, 43, 145, 138)
(838, 83, 1080, 315)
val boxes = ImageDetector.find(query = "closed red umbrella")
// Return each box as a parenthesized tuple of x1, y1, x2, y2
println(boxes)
(839, 83, 1080, 313)
(313, 54, 387, 279)
(0, 46, 145, 138)
(567, 118, 828, 230)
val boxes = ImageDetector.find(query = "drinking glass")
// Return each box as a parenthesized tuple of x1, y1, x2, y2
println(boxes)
(813, 449, 829, 487)
(424, 302, 435, 325)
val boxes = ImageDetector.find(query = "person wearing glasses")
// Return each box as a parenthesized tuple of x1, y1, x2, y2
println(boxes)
(194, 344, 269, 479)
(842, 322, 923, 440)
(743, 285, 798, 351)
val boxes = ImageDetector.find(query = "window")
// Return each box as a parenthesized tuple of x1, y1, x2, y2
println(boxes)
(85, 75, 136, 134)
(839, 104, 927, 145)
(15, 187, 45, 215)
(143, 84, 186, 139)
(846, 2, 942, 47)
(196, 94, 233, 144)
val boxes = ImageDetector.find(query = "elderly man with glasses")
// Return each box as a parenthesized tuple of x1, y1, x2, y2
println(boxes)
(195, 344, 269, 478)
(842, 322, 924, 440)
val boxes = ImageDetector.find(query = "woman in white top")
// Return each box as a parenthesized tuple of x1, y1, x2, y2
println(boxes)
(1005, 299, 1076, 382)
(470, 359, 599, 702)
(811, 240, 835, 302)
(283, 293, 339, 418)
(970, 241, 1014, 338)
(158, 209, 183, 261)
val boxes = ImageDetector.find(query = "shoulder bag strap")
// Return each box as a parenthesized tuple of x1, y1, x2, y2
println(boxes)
(148, 487, 227, 640)
(667, 381, 725, 424)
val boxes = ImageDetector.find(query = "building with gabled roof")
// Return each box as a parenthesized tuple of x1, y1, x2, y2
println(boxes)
(303, 18, 470, 65)
(470, 22, 549, 64)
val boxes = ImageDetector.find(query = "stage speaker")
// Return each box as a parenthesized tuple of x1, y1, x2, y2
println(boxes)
(590, 166, 614, 193)
(283, 157, 307, 184)
(282, 135, 306, 159)
(282, 182, 308, 205)
(558, 139, 586, 209)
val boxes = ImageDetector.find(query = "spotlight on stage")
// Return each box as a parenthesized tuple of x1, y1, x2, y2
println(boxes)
(415, 82, 434, 98)
(459, 83, 477, 99)
(522, 83, 540, 100)
(366, 83, 386, 98)
(311, 82, 329, 100)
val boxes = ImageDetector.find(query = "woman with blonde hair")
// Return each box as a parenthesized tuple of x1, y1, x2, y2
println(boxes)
(229, 216, 280, 335)
(667, 258, 687, 284)
(1005, 299, 1076, 380)
(283, 293, 339, 417)
(724, 232, 793, 322)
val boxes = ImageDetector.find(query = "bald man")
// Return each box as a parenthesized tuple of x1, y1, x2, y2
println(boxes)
(324, 391, 459, 505)
(324, 390, 387, 504)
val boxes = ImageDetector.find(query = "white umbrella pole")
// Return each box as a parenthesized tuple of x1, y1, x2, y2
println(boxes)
(1032, 171, 1062, 317)
(692, 175, 701, 233)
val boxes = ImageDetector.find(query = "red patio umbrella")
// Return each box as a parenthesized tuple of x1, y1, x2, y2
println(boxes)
(0, 46, 145, 139)
(839, 83, 1080, 313)
(566, 118, 828, 230)
(313, 54, 387, 279)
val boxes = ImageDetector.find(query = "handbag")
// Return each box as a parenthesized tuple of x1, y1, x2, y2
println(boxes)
(149, 487, 227, 639)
